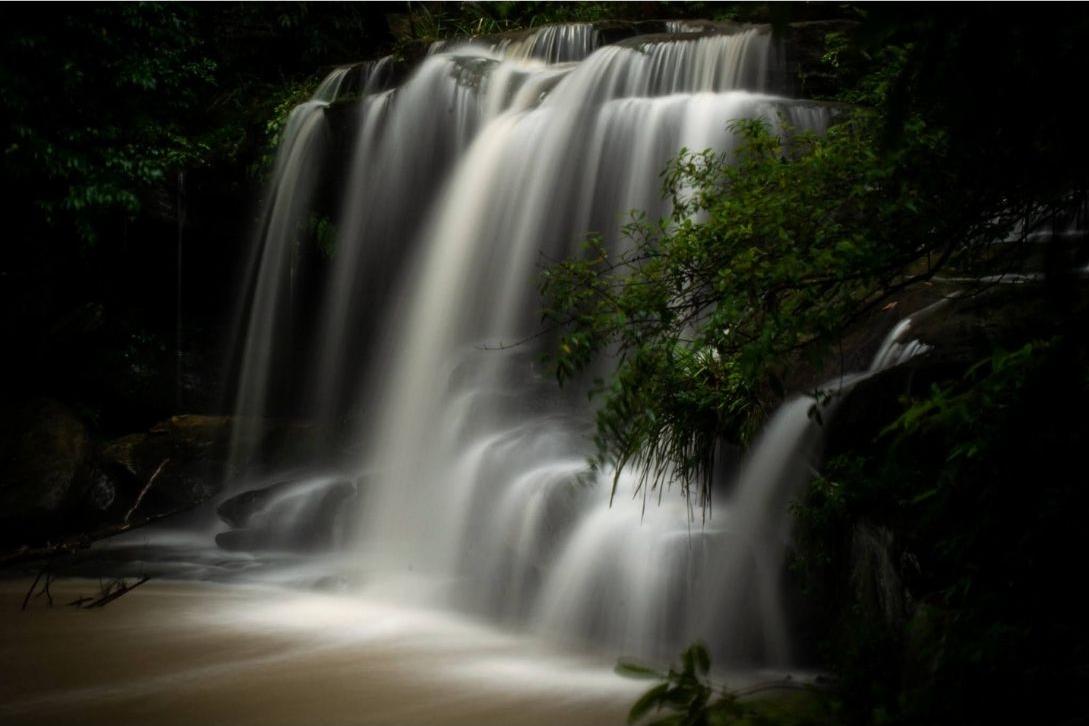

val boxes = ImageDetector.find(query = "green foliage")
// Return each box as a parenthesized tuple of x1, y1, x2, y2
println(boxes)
(383, 2, 806, 61)
(618, 643, 745, 726)
(541, 106, 983, 503)
(253, 81, 320, 177)
(2, 4, 215, 243)
(540, 12, 1089, 721)
(791, 329, 1089, 724)
(881, 342, 1044, 478)
(542, 5, 1089, 505)
(618, 643, 836, 726)
(310, 214, 338, 260)
(1, 3, 389, 246)
(386, 2, 619, 59)
(0, 3, 395, 427)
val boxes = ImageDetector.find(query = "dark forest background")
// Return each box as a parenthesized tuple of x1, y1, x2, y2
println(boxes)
(2, 4, 1088, 726)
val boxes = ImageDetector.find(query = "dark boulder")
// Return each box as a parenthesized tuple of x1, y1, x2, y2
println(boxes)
(0, 399, 91, 543)
(216, 480, 297, 528)
(825, 281, 1088, 458)
(214, 477, 358, 553)
(213, 529, 258, 552)
(100, 415, 235, 516)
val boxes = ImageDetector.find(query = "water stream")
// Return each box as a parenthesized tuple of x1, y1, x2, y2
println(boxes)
(220, 22, 922, 671)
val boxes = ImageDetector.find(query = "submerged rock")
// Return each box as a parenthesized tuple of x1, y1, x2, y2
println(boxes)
(0, 403, 236, 548)
(216, 480, 297, 528)
(312, 574, 350, 592)
(214, 477, 358, 553)
(213, 529, 257, 552)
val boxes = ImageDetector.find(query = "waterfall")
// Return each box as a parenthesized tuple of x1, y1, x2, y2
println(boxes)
(229, 58, 395, 472)
(430, 22, 601, 62)
(229, 23, 891, 667)
(698, 310, 935, 663)
(665, 21, 708, 34)
(493, 23, 601, 63)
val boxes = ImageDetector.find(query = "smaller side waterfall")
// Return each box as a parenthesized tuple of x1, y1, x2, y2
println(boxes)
(523, 311, 932, 666)
(497, 23, 601, 62)
(228, 61, 391, 475)
(312, 57, 393, 102)
(707, 309, 936, 663)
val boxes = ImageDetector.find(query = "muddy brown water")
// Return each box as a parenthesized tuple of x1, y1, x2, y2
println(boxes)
(0, 579, 640, 726)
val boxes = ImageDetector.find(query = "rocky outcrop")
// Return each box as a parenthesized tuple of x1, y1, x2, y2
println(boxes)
(789, 278, 1089, 695)
(825, 281, 1086, 459)
(2, 411, 277, 552)
(215, 479, 297, 529)
(0, 399, 92, 543)
(389, 17, 858, 101)
(100, 415, 234, 513)
(850, 523, 911, 631)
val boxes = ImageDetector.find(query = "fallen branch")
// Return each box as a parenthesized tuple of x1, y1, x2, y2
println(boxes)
(83, 575, 151, 608)
(124, 458, 170, 524)
(34, 572, 54, 606)
(20, 570, 44, 611)
(20, 568, 55, 610)
(0, 500, 197, 570)
(733, 679, 815, 698)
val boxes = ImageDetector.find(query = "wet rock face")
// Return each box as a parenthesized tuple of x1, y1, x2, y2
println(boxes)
(84, 471, 118, 512)
(100, 415, 234, 514)
(214, 477, 359, 553)
(850, 523, 910, 630)
(0, 410, 242, 548)
(0, 399, 91, 542)
(825, 282, 1088, 459)
(215, 479, 299, 528)
(0, 409, 343, 552)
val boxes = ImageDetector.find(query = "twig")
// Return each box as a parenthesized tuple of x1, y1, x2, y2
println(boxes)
(83, 575, 151, 609)
(33, 572, 54, 606)
(20, 570, 43, 611)
(124, 458, 170, 524)
(732, 679, 814, 698)
(477, 325, 556, 351)
(1, 501, 196, 570)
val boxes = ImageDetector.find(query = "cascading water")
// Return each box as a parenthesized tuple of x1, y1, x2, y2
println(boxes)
(430, 22, 601, 62)
(227, 23, 917, 668)
(229, 57, 394, 472)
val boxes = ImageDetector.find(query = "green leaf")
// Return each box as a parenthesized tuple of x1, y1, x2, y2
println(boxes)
(910, 487, 940, 505)
(629, 683, 670, 724)
(616, 660, 665, 680)
(688, 643, 711, 676)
